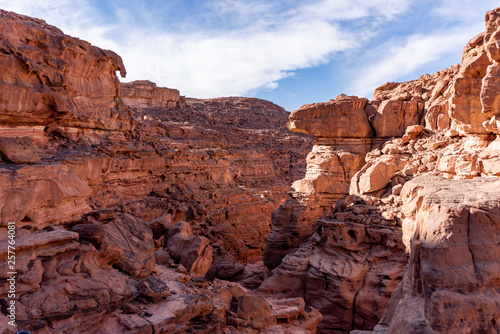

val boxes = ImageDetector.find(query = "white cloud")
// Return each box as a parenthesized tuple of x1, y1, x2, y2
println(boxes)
(298, 0, 411, 21)
(430, 0, 500, 23)
(349, 27, 480, 98)
(122, 19, 354, 97)
(0, 0, 412, 98)
(347, 1, 495, 99)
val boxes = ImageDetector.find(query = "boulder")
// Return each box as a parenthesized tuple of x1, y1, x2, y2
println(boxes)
(0, 137, 40, 163)
(166, 222, 213, 277)
(103, 214, 155, 278)
(350, 155, 408, 195)
(236, 295, 276, 330)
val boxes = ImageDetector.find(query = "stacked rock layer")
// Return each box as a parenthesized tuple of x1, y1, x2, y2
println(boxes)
(264, 7, 500, 334)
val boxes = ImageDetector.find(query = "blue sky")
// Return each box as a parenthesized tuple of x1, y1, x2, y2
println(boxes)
(1, 1, 498, 111)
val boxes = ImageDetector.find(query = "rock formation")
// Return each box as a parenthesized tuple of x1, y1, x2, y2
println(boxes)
(0, 9, 316, 333)
(371, 176, 500, 334)
(262, 6, 500, 334)
(121, 80, 184, 109)
(2, 4, 500, 334)
(0, 10, 131, 132)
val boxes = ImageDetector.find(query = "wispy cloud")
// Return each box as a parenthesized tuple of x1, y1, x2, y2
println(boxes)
(348, 0, 497, 99)
(430, 0, 499, 23)
(349, 27, 480, 98)
(0, 0, 411, 98)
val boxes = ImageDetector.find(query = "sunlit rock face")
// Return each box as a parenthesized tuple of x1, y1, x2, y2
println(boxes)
(0, 10, 133, 131)
(379, 176, 500, 334)
(0, 9, 321, 333)
(3, 4, 500, 334)
(263, 7, 500, 333)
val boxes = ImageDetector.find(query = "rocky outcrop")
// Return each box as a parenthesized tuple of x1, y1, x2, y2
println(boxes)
(121, 80, 184, 109)
(262, 7, 500, 333)
(166, 221, 213, 277)
(372, 176, 500, 333)
(263, 96, 375, 269)
(258, 196, 407, 333)
(263, 67, 461, 269)
(0, 10, 132, 131)
(0, 9, 316, 334)
(0, 137, 40, 164)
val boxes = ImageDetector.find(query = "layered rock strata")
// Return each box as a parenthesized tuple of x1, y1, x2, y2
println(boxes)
(0, 9, 316, 333)
(370, 176, 500, 334)
(121, 80, 184, 109)
(0, 10, 131, 131)
(263, 7, 500, 334)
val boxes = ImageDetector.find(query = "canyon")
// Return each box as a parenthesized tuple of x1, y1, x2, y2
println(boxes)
(0, 6, 500, 334)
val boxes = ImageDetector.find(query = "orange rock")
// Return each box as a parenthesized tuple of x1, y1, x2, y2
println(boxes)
(0, 10, 133, 131)
(350, 155, 408, 195)
(121, 80, 183, 109)
(372, 99, 422, 137)
(380, 176, 500, 333)
(0, 136, 40, 163)
(104, 214, 155, 278)
(288, 95, 372, 138)
(166, 222, 213, 277)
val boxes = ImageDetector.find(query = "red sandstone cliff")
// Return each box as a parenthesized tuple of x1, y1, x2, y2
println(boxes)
(2, 5, 500, 334)
(262, 7, 500, 334)
(0, 9, 317, 333)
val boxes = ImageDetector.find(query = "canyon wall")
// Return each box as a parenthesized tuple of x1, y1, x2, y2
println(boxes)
(2, 5, 500, 334)
(262, 7, 500, 334)
(0, 9, 317, 333)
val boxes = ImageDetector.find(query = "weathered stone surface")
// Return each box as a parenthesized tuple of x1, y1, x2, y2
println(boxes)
(0, 10, 133, 131)
(449, 43, 490, 134)
(166, 221, 213, 277)
(350, 155, 408, 195)
(104, 214, 155, 278)
(0, 137, 40, 163)
(265, 116, 373, 269)
(121, 80, 183, 109)
(401, 125, 425, 144)
(259, 206, 407, 333)
(288, 95, 372, 138)
(0, 164, 92, 227)
(237, 295, 276, 330)
(372, 99, 422, 137)
(377, 176, 500, 334)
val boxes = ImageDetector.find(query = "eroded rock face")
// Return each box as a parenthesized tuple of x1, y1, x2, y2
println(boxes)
(0, 137, 40, 164)
(288, 96, 372, 138)
(121, 80, 184, 109)
(263, 7, 500, 333)
(166, 221, 213, 277)
(264, 96, 375, 269)
(259, 195, 407, 333)
(0, 227, 134, 331)
(0, 10, 133, 131)
(264, 66, 464, 269)
(0, 8, 319, 334)
(0, 164, 92, 227)
(374, 176, 500, 334)
(103, 214, 156, 278)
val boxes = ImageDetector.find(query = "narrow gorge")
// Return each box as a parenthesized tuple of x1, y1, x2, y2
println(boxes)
(0, 6, 500, 334)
